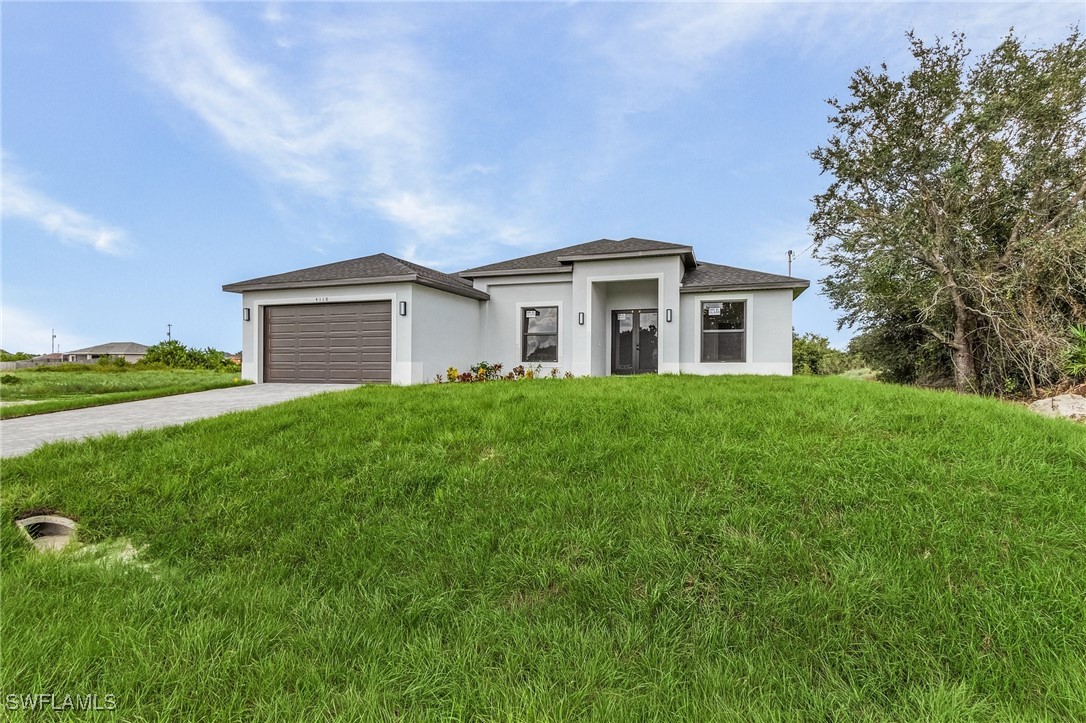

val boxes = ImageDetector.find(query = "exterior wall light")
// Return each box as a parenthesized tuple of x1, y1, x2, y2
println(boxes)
(243, 307, 251, 321)
(666, 309, 673, 322)
(578, 312, 585, 325)
(399, 301, 408, 316)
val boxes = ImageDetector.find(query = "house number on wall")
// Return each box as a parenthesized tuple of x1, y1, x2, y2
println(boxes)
(315, 296, 329, 302)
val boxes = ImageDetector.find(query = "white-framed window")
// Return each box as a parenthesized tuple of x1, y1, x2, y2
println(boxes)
(701, 300, 745, 362)
(522, 306, 558, 362)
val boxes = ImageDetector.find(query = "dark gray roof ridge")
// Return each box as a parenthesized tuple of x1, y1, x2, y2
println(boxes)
(459, 237, 695, 276)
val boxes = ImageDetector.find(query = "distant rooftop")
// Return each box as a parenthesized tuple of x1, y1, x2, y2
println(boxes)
(65, 342, 149, 356)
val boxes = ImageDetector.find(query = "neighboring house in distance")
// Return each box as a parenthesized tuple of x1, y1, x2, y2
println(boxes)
(64, 342, 149, 364)
(223, 238, 809, 385)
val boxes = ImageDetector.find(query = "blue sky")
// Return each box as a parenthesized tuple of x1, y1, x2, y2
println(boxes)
(2, 2, 1082, 355)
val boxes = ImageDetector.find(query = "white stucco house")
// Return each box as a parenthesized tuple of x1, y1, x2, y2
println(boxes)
(223, 238, 809, 384)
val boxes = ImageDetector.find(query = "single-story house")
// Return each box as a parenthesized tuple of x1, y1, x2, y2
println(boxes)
(64, 342, 149, 364)
(223, 238, 809, 385)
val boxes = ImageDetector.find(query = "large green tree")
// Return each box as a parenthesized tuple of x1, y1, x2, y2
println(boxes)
(811, 30, 1086, 393)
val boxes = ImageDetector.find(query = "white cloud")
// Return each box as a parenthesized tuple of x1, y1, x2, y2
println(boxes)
(0, 305, 93, 356)
(1, 160, 129, 256)
(576, 3, 774, 114)
(136, 3, 539, 266)
(577, 2, 1084, 116)
(262, 4, 285, 26)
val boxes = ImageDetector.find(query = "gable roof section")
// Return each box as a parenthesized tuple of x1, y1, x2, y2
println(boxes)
(459, 237, 696, 277)
(65, 342, 149, 356)
(681, 262, 809, 296)
(223, 253, 490, 300)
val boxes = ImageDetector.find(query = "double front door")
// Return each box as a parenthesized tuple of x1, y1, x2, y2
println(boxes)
(612, 309, 658, 375)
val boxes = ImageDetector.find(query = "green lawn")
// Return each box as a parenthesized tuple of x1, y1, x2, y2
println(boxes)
(0, 368, 247, 418)
(2, 376, 1084, 720)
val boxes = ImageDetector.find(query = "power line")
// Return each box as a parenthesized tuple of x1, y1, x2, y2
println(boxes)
(786, 241, 818, 276)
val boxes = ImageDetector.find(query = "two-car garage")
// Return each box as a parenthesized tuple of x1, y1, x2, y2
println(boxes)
(225, 252, 493, 385)
(263, 301, 391, 383)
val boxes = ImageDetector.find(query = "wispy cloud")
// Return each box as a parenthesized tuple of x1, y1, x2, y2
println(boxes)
(1, 156, 129, 256)
(136, 3, 538, 266)
(576, 2, 1083, 119)
(575, 3, 774, 115)
(561, 3, 781, 181)
(132, 2, 1081, 269)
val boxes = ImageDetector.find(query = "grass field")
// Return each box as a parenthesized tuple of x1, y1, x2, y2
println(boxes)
(2, 376, 1084, 720)
(0, 368, 247, 418)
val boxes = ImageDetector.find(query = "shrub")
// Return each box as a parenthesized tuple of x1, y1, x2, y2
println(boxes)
(0, 351, 34, 362)
(793, 332, 863, 376)
(32, 363, 94, 373)
(96, 354, 132, 370)
(847, 325, 951, 386)
(1, 374, 20, 385)
(470, 361, 503, 382)
(441, 362, 560, 383)
(139, 340, 190, 368)
(138, 340, 239, 371)
(1067, 325, 1086, 380)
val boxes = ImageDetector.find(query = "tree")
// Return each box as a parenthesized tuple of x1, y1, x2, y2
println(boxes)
(811, 30, 1086, 393)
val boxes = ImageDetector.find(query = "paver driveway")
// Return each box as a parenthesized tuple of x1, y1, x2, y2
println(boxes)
(0, 384, 359, 459)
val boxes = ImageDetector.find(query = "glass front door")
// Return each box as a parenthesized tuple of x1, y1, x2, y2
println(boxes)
(612, 309, 658, 375)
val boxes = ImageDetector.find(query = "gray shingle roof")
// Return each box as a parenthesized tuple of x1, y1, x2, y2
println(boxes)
(65, 342, 149, 356)
(222, 242, 807, 300)
(681, 262, 809, 294)
(459, 237, 695, 276)
(223, 253, 489, 300)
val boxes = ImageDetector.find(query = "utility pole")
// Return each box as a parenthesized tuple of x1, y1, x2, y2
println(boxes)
(787, 250, 795, 277)
(167, 324, 172, 342)
(51, 328, 56, 355)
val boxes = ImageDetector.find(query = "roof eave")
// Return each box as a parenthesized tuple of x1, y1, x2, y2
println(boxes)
(457, 267, 574, 279)
(222, 274, 417, 293)
(413, 276, 490, 301)
(680, 280, 811, 295)
(223, 273, 490, 301)
(556, 247, 695, 266)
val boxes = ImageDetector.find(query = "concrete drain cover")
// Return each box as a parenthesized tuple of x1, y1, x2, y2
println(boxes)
(15, 514, 77, 552)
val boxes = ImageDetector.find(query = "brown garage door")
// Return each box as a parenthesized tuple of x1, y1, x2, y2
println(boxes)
(263, 302, 391, 383)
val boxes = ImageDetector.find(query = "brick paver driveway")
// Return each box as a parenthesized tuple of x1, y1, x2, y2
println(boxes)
(0, 384, 359, 459)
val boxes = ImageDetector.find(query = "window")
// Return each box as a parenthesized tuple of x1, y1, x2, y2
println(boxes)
(701, 301, 745, 362)
(523, 306, 558, 362)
